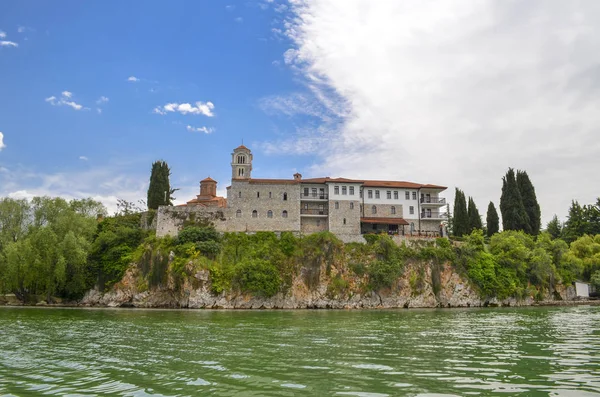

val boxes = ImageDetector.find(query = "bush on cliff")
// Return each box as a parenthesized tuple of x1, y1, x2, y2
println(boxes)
(234, 258, 281, 297)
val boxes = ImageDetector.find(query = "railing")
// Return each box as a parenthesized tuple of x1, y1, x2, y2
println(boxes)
(420, 197, 446, 204)
(301, 193, 328, 200)
(420, 212, 448, 219)
(301, 209, 328, 215)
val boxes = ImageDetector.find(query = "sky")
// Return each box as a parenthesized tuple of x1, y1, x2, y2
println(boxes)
(1, 0, 599, 226)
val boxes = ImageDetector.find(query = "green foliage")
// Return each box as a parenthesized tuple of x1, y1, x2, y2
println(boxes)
(500, 168, 530, 233)
(516, 170, 541, 235)
(467, 197, 482, 234)
(327, 274, 350, 298)
(591, 270, 600, 292)
(147, 160, 177, 210)
(453, 188, 469, 237)
(234, 258, 281, 297)
(562, 199, 600, 243)
(546, 215, 562, 239)
(486, 202, 500, 237)
(368, 260, 403, 291)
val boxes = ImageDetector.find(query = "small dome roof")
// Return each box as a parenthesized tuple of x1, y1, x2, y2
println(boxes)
(201, 176, 217, 183)
(234, 144, 250, 151)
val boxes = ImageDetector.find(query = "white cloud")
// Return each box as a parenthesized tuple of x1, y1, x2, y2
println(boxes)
(0, 41, 18, 47)
(0, 132, 5, 151)
(0, 31, 6, 38)
(96, 108, 102, 114)
(225, 5, 235, 11)
(79, 156, 88, 161)
(153, 101, 215, 117)
(269, 0, 600, 225)
(96, 96, 109, 104)
(235, 17, 244, 23)
(127, 76, 140, 82)
(186, 125, 214, 134)
(17, 26, 26, 33)
(45, 91, 86, 111)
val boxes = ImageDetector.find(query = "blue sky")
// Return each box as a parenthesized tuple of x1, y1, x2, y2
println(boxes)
(1, 1, 600, 223)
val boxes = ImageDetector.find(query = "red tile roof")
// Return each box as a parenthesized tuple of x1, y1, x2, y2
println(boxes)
(361, 217, 410, 225)
(201, 176, 217, 182)
(234, 145, 250, 151)
(237, 177, 446, 190)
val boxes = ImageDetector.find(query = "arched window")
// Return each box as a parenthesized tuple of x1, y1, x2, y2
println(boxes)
(335, 202, 339, 209)
(267, 210, 273, 218)
(238, 168, 244, 177)
(391, 206, 396, 215)
(283, 192, 287, 201)
(252, 210, 258, 218)
(343, 218, 347, 225)
(372, 205, 377, 214)
(282, 210, 288, 218)
(238, 191, 242, 198)
(236, 209, 242, 218)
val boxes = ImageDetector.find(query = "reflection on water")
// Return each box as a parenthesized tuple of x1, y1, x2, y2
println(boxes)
(0, 306, 599, 396)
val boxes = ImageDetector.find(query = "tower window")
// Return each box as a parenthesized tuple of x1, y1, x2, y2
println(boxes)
(391, 206, 396, 215)
(372, 205, 377, 214)
(238, 168, 244, 177)
(267, 210, 273, 218)
(237, 155, 246, 164)
(236, 210, 242, 218)
(282, 210, 288, 218)
(252, 210, 258, 218)
(238, 191, 242, 198)
(283, 192, 287, 201)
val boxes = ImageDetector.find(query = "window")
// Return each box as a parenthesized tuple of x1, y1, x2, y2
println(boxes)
(350, 202, 354, 210)
(334, 186, 339, 195)
(343, 218, 347, 225)
(372, 205, 377, 214)
(269, 192, 272, 198)
(349, 186, 355, 195)
(282, 210, 288, 218)
(412, 191, 417, 200)
(391, 206, 396, 215)
(237, 155, 246, 164)
(342, 186, 347, 195)
(304, 187, 309, 197)
(238, 168, 244, 177)
(252, 210, 258, 218)
(312, 188, 317, 197)
(405, 191, 410, 200)
(375, 190, 380, 199)
(257, 191, 260, 198)
(410, 222, 415, 232)
(239, 191, 242, 198)
(267, 210, 273, 218)
(335, 202, 339, 209)
(319, 204, 324, 214)
(394, 191, 398, 200)
(283, 192, 287, 201)
(236, 210, 242, 218)
(409, 206, 414, 215)
(387, 191, 391, 199)
(368, 190, 373, 199)
(304, 203, 308, 210)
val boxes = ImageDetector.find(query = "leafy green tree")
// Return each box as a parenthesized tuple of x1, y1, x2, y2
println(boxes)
(546, 215, 562, 240)
(516, 170, 541, 235)
(147, 160, 177, 210)
(562, 201, 587, 243)
(453, 188, 468, 237)
(486, 202, 499, 237)
(467, 197, 482, 233)
(500, 168, 530, 233)
(591, 270, 600, 292)
(0, 198, 31, 251)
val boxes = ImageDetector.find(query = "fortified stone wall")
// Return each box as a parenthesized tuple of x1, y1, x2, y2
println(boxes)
(222, 181, 301, 232)
(300, 217, 328, 234)
(328, 199, 361, 235)
(156, 206, 228, 237)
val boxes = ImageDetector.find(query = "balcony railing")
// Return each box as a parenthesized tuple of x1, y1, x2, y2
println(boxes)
(420, 212, 448, 219)
(301, 193, 328, 200)
(420, 197, 446, 204)
(301, 209, 328, 216)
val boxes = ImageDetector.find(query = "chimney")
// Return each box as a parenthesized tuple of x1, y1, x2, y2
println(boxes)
(293, 172, 302, 181)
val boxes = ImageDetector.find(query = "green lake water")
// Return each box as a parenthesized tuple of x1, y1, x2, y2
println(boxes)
(0, 306, 599, 396)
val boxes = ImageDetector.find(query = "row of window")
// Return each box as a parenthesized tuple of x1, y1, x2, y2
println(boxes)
(331, 186, 419, 201)
(236, 209, 289, 218)
(328, 202, 415, 215)
(239, 191, 289, 200)
(333, 186, 356, 195)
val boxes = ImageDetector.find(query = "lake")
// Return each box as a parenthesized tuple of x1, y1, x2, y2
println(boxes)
(0, 306, 599, 396)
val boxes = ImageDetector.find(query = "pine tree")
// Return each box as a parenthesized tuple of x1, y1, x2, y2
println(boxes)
(486, 201, 499, 237)
(546, 215, 562, 240)
(516, 170, 541, 235)
(453, 188, 469, 237)
(500, 168, 530, 233)
(467, 197, 482, 233)
(147, 160, 174, 210)
(562, 201, 587, 243)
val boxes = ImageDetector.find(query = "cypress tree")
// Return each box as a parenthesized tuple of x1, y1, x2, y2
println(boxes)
(546, 215, 562, 240)
(500, 168, 530, 233)
(147, 160, 173, 210)
(486, 201, 499, 237)
(516, 170, 541, 235)
(562, 201, 587, 243)
(453, 188, 469, 237)
(467, 197, 482, 233)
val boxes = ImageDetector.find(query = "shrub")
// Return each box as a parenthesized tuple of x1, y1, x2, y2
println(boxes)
(367, 260, 402, 291)
(234, 258, 281, 297)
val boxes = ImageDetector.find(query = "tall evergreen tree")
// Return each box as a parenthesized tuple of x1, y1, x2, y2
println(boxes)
(453, 188, 469, 237)
(147, 161, 174, 210)
(546, 215, 562, 240)
(500, 168, 530, 233)
(562, 201, 588, 243)
(467, 197, 482, 233)
(516, 170, 541, 235)
(486, 201, 499, 237)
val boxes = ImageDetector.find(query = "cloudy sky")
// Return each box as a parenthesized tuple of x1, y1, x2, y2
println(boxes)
(1, 0, 599, 225)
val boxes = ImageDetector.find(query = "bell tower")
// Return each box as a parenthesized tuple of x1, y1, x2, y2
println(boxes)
(231, 145, 252, 180)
